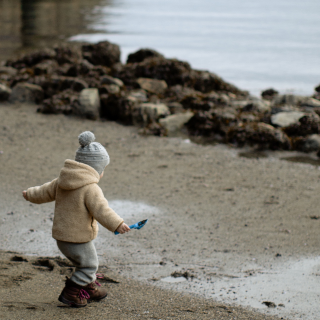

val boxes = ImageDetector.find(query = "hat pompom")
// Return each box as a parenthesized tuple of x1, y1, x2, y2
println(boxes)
(78, 131, 95, 147)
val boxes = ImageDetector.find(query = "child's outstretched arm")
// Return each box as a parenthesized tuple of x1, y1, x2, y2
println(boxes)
(85, 184, 130, 233)
(23, 178, 58, 204)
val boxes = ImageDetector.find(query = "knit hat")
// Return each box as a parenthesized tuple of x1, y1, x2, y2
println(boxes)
(75, 131, 110, 175)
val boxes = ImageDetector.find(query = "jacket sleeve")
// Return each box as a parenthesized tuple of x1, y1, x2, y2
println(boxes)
(26, 178, 58, 204)
(85, 184, 124, 232)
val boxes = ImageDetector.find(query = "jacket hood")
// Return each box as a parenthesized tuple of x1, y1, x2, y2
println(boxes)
(57, 160, 100, 190)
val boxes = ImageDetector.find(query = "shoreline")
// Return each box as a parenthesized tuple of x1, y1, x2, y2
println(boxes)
(1, 103, 320, 319)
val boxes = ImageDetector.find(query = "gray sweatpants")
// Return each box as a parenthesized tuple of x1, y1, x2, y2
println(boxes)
(57, 240, 99, 286)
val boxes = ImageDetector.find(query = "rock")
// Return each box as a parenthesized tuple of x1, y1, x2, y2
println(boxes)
(32, 76, 88, 97)
(54, 46, 82, 65)
(261, 88, 279, 100)
(192, 70, 245, 95)
(101, 75, 124, 87)
(39, 89, 79, 115)
(0, 66, 18, 77)
(299, 97, 320, 108)
(167, 102, 184, 114)
(271, 111, 305, 127)
(227, 122, 291, 150)
(5, 48, 56, 69)
(82, 41, 120, 67)
(242, 99, 271, 113)
(100, 94, 137, 124)
(127, 89, 148, 102)
(115, 57, 192, 87)
(273, 94, 303, 106)
(98, 84, 120, 95)
(76, 88, 100, 120)
(137, 78, 168, 94)
(0, 84, 12, 101)
(284, 113, 320, 137)
(133, 103, 169, 126)
(159, 112, 194, 134)
(315, 84, 320, 93)
(295, 134, 320, 153)
(127, 48, 164, 64)
(9, 82, 44, 104)
(34, 60, 58, 75)
(180, 95, 212, 111)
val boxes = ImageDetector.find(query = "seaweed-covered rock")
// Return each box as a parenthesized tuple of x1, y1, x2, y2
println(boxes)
(180, 95, 212, 111)
(115, 57, 192, 88)
(100, 94, 137, 124)
(261, 88, 279, 100)
(0, 66, 18, 80)
(54, 46, 82, 65)
(101, 75, 124, 87)
(127, 49, 164, 64)
(82, 41, 120, 67)
(34, 60, 58, 76)
(192, 70, 245, 95)
(39, 89, 79, 114)
(98, 84, 120, 95)
(31, 75, 88, 98)
(9, 82, 44, 104)
(294, 134, 320, 153)
(283, 113, 320, 136)
(228, 122, 291, 150)
(6, 48, 56, 69)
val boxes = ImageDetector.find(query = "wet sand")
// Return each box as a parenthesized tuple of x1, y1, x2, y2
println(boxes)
(1, 102, 320, 319)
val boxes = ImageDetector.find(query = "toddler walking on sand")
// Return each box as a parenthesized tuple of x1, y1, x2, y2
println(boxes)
(22, 131, 130, 307)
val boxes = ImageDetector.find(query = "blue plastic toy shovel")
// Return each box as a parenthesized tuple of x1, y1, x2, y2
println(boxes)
(114, 219, 148, 235)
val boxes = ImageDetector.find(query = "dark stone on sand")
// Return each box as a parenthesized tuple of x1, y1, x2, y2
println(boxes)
(82, 41, 121, 67)
(127, 48, 164, 64)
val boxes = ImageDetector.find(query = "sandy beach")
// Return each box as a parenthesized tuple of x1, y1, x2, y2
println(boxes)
(0, 102, 319, 319)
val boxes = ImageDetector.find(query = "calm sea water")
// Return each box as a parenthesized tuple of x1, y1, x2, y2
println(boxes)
(71, 0, 320, 96)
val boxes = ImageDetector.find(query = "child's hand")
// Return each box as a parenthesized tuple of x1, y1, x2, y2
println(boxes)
(22, 191, 28, 200)
(116, 223, 130, 234)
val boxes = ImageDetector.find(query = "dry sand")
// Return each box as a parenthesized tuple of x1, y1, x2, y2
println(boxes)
(0, 103, 319, 319)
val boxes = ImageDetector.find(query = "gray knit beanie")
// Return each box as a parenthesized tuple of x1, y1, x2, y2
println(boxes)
(75, 131, 110, 175)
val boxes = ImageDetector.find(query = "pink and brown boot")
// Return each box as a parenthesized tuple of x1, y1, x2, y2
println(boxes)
(58, 278, 90, 308)
(83, 274, 108, 302)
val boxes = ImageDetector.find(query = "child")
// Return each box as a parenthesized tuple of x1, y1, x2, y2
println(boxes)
(22, 131, 130, 308)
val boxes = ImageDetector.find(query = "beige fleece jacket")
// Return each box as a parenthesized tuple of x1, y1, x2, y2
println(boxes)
(26, 159, 124, 243)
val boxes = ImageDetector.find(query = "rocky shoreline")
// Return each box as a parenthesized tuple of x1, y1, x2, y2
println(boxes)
(1, 41, 320, 154)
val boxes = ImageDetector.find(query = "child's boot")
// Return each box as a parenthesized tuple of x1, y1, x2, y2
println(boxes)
(58, 278, 89, 308)
(84, 276, 108, 302)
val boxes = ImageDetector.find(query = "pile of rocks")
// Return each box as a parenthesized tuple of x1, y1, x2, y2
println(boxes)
(1, 41, 320, 154)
